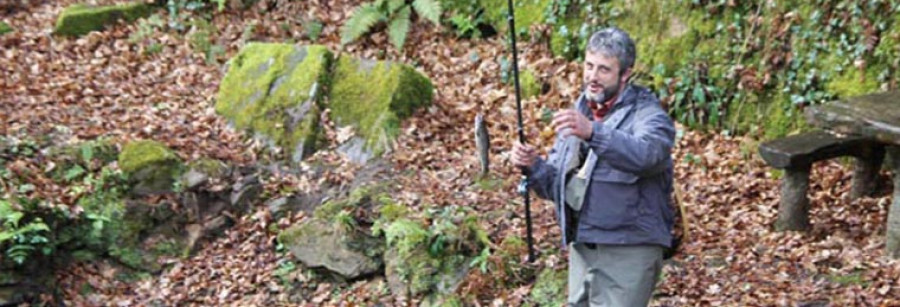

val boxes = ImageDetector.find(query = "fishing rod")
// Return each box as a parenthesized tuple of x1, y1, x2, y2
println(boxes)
(506, 0, 536, 263)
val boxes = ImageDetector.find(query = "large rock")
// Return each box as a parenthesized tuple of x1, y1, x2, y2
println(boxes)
(215, 43, 332, 163)
(118, 140, 183, 195)
(215, 44, 434, 163)
(278, 184, 389, 279)
(329, 56, 433, 160)
(278, 219, 383, 279)
(54, 2, 153, 37)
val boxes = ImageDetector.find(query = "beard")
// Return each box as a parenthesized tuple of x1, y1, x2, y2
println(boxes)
(584, 80, 620, 105)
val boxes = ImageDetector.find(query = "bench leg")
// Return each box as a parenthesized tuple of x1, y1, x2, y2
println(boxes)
(776, 165, 811, 231)
(850, 144, 885, 199)
(885, 146, 900, 258)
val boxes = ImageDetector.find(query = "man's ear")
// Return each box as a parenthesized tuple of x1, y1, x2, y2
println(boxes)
(620, 68, 633, 84)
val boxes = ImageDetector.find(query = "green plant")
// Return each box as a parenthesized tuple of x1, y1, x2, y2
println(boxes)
(0, 200, 51, 265)
(340, 0, 443, 50)
(448, 11, 484, 38)
(166, 0, 227, 31)
(129, 14, 165, 44)
(665, 63, 726, 129)
(187, 18, 224, 64)
(303, 17, 324, 41)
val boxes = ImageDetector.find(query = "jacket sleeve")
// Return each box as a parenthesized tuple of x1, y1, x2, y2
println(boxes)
(588, 102, 675, 177)
(526, 136, 565, 203)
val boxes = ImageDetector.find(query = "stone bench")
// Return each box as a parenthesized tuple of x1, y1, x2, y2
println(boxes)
(759, 130, 885, 231)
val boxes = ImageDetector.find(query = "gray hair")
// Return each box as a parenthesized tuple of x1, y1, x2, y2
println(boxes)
(586, 27, 636, 75)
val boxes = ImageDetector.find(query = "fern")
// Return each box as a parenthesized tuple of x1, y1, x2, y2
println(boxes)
(384, 0, 406, 14)
(388, 6, 412, 50)
(412, 0, 442, 25)
(341, 0, 442, 50)
(385, 219, 428, 255)
(340, 3, 385, 46)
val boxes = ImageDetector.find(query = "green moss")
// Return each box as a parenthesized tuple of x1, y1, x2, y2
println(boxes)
(216, 43, 332, 162)
(828, 270, 869, 286)
(826, 68, 882, 98)
(329, 56, 433, 155)
(383, 206, 488, 297)
(764, 97, 807, 140)
(421, 295, 463, 307)
(0, 21, 12, 35)
(118, 140, 183, 194)
(54, 2, 153, 37)
(377, 202, 409, 224)
(520, 69, 541, 99)
(612, 1, 707, 75)
(530, 268, 567, 307)
(483, 0, 551, 36)
(118, 140, 178, 174)
(186, 158, 229, 178)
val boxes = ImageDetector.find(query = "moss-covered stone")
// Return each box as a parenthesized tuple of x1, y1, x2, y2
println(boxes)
(0, 21, 12, 36)
(277, 218, 384, 279)
(186, 158, 229, 178)
(118, 140, 183, 195)
(530, 267, 567, 307)
(329, 55, 433, 156)
(54, 2, 153, 37)
(216, 43, 332, 163)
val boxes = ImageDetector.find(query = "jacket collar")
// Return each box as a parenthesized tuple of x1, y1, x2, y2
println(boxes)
(576, 84, 636, 129)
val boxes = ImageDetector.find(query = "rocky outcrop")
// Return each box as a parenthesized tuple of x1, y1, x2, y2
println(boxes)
(216, 43, 434, 164)
(215, 43, 333, 163)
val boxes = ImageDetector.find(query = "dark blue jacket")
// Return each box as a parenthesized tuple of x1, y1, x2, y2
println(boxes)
(528, 84, 676, 247)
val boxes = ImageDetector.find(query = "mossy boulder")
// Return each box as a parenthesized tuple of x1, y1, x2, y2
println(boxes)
(0, 21, 12, 35)
(118, 140, 183, 195)
(278, 184, 389, 279)
(329, 55, 434, 157)
(215, 43, 332, 163)
(180, 158, 230, 189)
(529, 267, 567, 307)
(277, 219, 383, 279)
(54, 2, 153, 37)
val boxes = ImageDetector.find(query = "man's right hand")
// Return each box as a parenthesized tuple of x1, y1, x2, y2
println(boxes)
(511, 141, 538, 168)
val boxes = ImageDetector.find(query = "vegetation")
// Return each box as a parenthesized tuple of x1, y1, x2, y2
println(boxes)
(341, 0, 443, 50)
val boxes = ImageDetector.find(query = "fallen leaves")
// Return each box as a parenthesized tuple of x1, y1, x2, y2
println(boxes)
(3, 0, 900, 306)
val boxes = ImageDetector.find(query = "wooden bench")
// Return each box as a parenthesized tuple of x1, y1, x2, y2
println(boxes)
(758, 130, 884, 231)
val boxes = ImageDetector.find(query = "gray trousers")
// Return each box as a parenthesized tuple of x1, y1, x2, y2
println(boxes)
(567, 243, 663, 307)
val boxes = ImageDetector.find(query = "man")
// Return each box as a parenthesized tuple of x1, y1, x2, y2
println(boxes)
(510, 27, 676, 306)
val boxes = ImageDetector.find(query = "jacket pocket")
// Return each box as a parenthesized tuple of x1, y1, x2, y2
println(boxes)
(582, 168, 640, 229)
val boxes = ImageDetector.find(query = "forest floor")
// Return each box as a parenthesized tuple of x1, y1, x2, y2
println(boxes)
(2, 0, 899, 305)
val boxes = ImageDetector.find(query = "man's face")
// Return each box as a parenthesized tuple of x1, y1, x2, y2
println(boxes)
(583, 51, 629, 103)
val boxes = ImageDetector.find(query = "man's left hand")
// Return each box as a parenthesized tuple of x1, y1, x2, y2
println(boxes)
(551, 109, 593, 140)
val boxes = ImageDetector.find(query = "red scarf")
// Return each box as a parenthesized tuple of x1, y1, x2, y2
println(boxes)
(588, 97, 616, 121)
